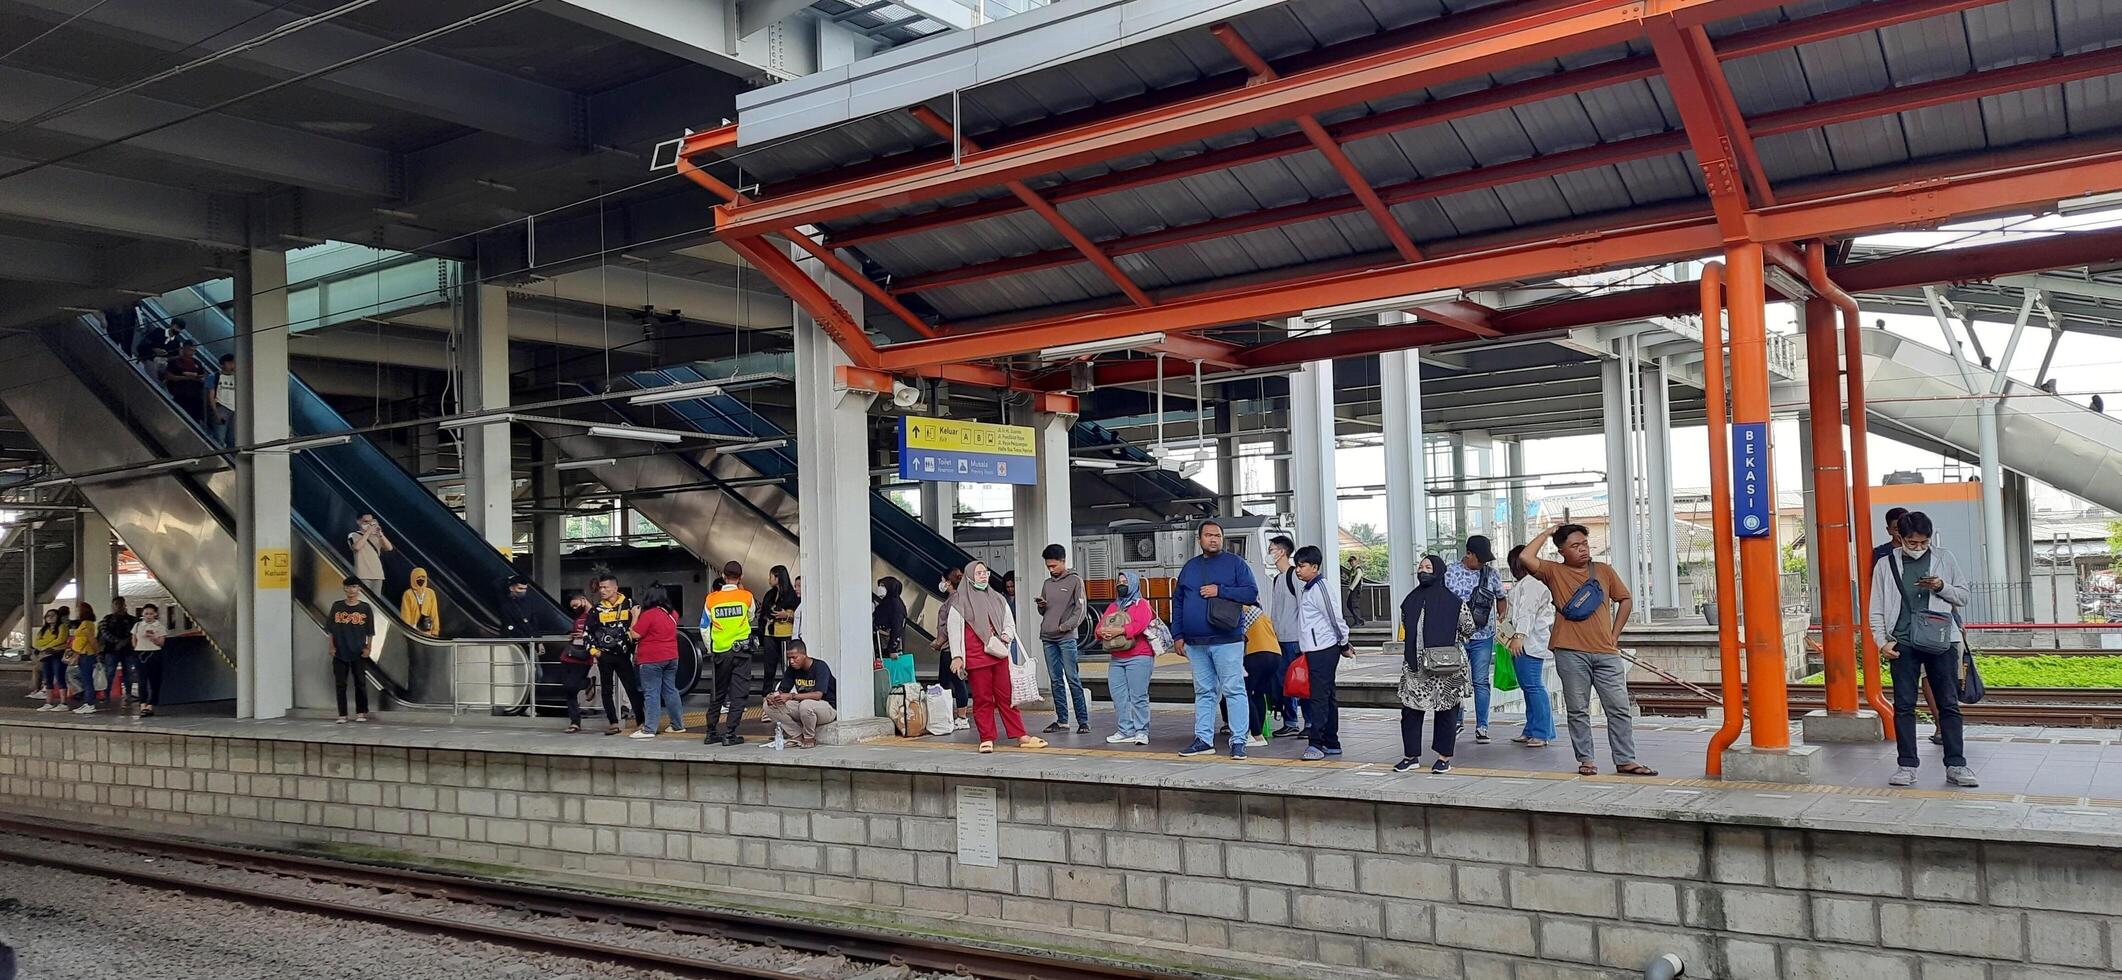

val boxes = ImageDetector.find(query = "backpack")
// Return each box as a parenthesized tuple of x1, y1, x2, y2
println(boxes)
(1557, 566, 1608, 622)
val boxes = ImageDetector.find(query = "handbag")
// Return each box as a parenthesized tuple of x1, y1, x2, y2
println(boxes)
(1145, 617, 1173, 656)
(1419, 644, 1468, 673)
(1007, 640, 1041, 706)
(1283, 653, 1311, 700)
(1558, 566, 1607, 622)
(1098, 608, 1134, 652)
(1492, 639, 1520, 692)
(1957, 646, 1985, 704)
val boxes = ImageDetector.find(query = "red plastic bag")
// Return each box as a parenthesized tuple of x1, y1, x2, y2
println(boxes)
(1283, 653, 1311, 700)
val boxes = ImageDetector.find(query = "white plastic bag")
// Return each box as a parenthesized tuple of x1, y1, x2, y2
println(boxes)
(1008, 642, 1040, 707)
(923, 685, 955, 736)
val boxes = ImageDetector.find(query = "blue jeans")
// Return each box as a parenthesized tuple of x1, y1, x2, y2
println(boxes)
(1278, 641, 1310, 729)
(1515, 653, 1555, 741)
(637, 659, 684, 734)
(1467, 637, 1494, 730)
(1043, 636, 1087, 725)
(1107, 655, 1153, 736)
(1188, 640, 1247, 745)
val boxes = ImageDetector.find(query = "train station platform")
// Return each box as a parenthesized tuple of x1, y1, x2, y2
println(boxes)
(4, 704, 2120, 980)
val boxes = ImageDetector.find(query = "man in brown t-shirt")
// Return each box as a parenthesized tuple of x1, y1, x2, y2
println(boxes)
(1519, 523, 1654, 776)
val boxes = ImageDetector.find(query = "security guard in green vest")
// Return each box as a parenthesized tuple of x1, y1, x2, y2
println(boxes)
(701, 561, 758, 746)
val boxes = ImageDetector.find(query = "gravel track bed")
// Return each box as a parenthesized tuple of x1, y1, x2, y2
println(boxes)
(0, 833, 950, 980)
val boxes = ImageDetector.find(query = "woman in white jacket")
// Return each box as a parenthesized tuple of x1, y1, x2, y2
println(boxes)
(1866, 511, 1978, 789)
(944, 561, 1048, 754)
(1499, 545, 1556, 748)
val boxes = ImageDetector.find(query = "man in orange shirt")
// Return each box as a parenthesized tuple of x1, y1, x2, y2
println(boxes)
(1518, 523, 1655, 777)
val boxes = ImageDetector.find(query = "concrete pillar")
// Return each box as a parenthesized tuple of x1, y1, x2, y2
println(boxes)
(1506, 438, 1528, 551)
(236, 248, 294, 720)
(1011, 405, 1075, 699)
(1599, 357, 1638, 579)
(1797, 412, 1822, 621)
(792, 248, 884, 739)
(1381, 338, 1426, 632)
(2003, 470, 2033, 623)
(919, 480, 957, 544)
(531, 438, 564, 591)
(75, 510, 114, 615)
(461, 281, 513, 553)
(1975, 401, 2007, 621)
(1287, 318, 1341, 583)
(1213, 400, 1240, 516)
(1642, 361, 1678, 611)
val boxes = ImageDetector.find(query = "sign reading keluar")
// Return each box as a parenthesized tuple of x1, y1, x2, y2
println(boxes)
(898, 417, 1037, 485)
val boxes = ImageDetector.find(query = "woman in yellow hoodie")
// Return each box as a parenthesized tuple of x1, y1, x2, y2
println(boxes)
(69, 602, 102, 714)
(31, 608, 69, 709)
(400, 567, 441, 637)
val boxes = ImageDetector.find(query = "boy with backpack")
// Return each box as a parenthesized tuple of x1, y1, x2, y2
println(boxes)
(1444, 535, 1503, 743)
(1518, 523, 1657, 777)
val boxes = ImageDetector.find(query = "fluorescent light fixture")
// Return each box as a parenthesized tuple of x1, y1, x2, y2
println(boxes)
(1071, 458, 1126, 470)
(589, 425, 683, 444)
(1763, 265, 1813, 301)
(1038, 332, 1167, 360)
(1304, 289, 1464, 321)
(285, 435, 351, 452)
(372, 207, 419, 221)
(628, 382, 724, 406)
(716, 438, 787, 453)
(60, 306, 98, 314)
(114, 288, 158, 298)
(2058, 190, 2122, 216)
(144, 458, 201, 472)
(555, 457, 617, 471)
(279, 233, 325, 246)
(439, 412, 519, 429)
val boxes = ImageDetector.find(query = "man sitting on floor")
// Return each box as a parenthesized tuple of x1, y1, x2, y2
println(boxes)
(763, 640, 836, 748)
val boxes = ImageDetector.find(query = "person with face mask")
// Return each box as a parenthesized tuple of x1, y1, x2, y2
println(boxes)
(1095, 571, 1156, 744)
(944, 560, 1048, 754)
(932, 567, 970, 730)
(757, 566, 798, 702)
(872, 576, 907, 655)
(1395, 555, 1473, 773)
(1868, 510, 1978, 788)
(558, 592, 596, 733)
(400, 567, 441, 637)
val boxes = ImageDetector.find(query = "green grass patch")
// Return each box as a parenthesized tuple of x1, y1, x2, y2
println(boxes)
(1803, 654, 2122, 688)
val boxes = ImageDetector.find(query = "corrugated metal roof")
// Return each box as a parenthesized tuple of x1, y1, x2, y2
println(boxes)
(718, 0, 2122, 330)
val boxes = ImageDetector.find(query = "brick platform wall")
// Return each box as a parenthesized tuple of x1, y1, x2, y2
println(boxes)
(2, 726, 2118, 980)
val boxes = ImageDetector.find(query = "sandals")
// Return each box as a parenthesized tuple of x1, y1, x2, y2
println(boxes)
(978, 741, 995, 754)
(604, 725, 621, 736)
(1577, 762, 1598, 776)
(565, 725, 581, 734)
(1615, 763, 1661, 776)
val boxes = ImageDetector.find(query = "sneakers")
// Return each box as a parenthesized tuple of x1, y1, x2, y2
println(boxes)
(1431, 759, 1453, 774)
(952, 718, 971, 732)
(1888, 767, 1917, 787)
(1272, 725, 1302, 738)
(1323, 748, 1342, 757)
(1178, 739, 1215, 757)
(73, 703, 95, 715)
(1393, 757, 1419, 773)
(1245, 734, 1268, 748)
(1230, 743, 1247, 760)
(722, 734, 746, 747)
(1130, 733, 1150, 746)
(627, 729, 657, 739)
(36, 703, 61, 713)
(26, 690, 46, 700)
(1474, 728, 1492, 744)
(1042, 720, 1069, 734)
(1106, 731, 1134, 744)
(1946, 766, 1980, 787)
(1301, 746, 1326, 761)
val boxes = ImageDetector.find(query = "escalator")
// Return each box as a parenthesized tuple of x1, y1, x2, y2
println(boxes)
(0, 297, 576, 712)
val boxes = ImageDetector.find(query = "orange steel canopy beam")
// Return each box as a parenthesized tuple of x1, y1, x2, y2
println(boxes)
(909, 106, 1152, 307)
(1411, 301, 1501, 339)
(1649, 16, 1774, 240)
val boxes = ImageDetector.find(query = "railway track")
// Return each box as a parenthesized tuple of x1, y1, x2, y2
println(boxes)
(1631, 683, 2122, 727)
(0, 818, 1167, 980)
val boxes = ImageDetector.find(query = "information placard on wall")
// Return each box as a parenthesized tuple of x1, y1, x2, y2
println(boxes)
(898, 417, 1037, 486)
(955, 785, 999, 868)
(1732, 421, 1772, 538)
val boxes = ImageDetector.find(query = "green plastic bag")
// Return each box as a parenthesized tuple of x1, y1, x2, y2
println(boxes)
(1492, 639, 1520, 692)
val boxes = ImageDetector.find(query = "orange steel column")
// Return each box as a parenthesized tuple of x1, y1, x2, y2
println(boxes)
(1701, 264, 1748, 778)
(1806, 247, 1894, 739)
(1725, 242, 1791, 749)
(1804, 296, 1859, 714)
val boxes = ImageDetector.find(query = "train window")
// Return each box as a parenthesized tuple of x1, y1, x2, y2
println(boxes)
(1121, 531, 1158, 563)
(1225, 535, 1249, 558)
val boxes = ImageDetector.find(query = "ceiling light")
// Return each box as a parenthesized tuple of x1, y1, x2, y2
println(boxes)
(2057, 190, 2122, 216)
(589, 425, 683, 444)
(1038, 332, 1167, 360)
(439, 412, 520, 429)
(143, 458, 201, 472)
(372, 207, 418, 221)
(113, 288, 158, 298)
(628, 382, 724, 406)
(715, 438, 787, 453)
(1763, 266, 1813, 301)
(1304, 289, 1465, 321)
(1071, 458, 1125, 470)
(285, 435, 351, 452)
(555, 457, 616, 471)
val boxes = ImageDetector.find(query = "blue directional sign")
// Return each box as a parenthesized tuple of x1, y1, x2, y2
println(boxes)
(1732, 421, 1772, 538)
(898, 417, 1038, 486)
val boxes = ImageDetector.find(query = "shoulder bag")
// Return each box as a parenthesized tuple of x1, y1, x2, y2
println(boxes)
(1557, 565, 1607, 622)
(1889, 553, 1955, 655)
(1413, 609, 1468, 673)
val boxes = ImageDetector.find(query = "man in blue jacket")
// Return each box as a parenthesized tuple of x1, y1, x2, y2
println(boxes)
(1171, 520, 1259, 759)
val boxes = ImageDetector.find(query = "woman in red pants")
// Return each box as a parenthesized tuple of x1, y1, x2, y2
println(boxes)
(944, 560, 1048, 754)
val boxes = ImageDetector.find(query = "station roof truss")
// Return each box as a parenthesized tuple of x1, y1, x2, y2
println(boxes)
(681, 0, 2122, 390)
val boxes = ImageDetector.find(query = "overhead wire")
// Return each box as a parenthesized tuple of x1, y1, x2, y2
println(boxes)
(0, 0, 120, 66)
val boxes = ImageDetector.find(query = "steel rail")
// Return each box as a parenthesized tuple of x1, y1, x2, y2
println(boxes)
(0, 818, 1165, 980)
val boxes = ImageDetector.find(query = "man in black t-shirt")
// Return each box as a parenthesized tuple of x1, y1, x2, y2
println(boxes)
(763, 640, 837, 747)
(328, 577, 377, 722)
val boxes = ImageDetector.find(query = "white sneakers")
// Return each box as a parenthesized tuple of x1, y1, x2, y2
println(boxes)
(1888, 767, 1915, 786)
(72, 704, 95, 715)
(1245, 734, 1268, 748)
(25, 691, 47, 700)
(1945, 766, 1980, 787)
(1105, 731, 1133, 744)
(953, 718, 970, 732)
(1132, 733, 1149, 745)
(36, 702, 64, 712)
(627, 729, 657, 739)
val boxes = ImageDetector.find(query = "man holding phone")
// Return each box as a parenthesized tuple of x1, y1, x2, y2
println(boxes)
(1867, 510, 1979, 788)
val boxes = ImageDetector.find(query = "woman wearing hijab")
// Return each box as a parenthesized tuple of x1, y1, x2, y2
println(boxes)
(400, 567, 441, 637)
(932, 567, 970, 731)
(872, 576, 908, 655)
(758, 565, 799, 701)
(944, 560, 1048, 754)
(1396, 555, 1474, 773)
(1095, 571, 1156, 744)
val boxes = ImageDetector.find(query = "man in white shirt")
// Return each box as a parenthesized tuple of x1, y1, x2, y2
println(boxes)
(131, 604, 168, 717)
(1500, 545, 1556, 748)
